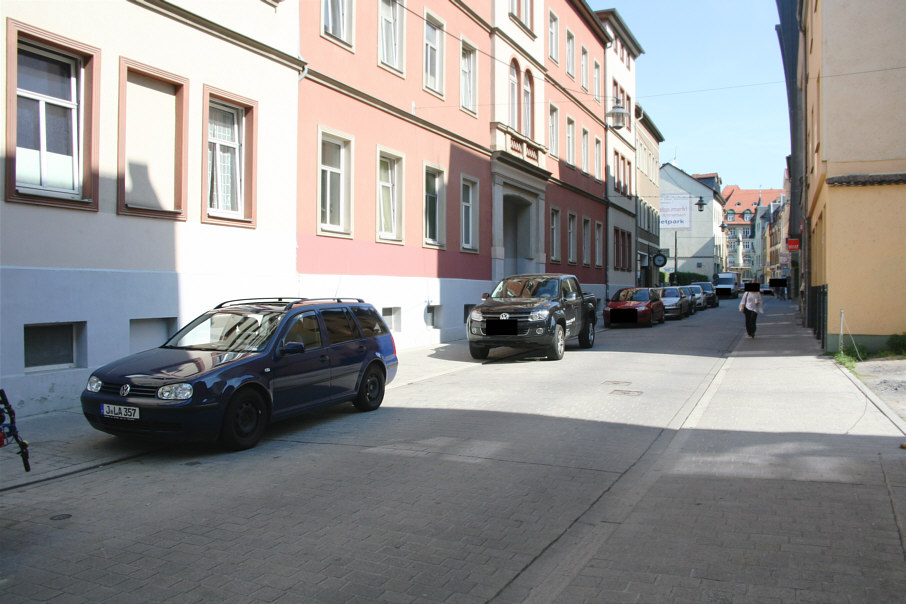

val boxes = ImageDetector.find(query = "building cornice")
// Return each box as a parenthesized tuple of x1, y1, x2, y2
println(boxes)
(826, 174, 906, 187)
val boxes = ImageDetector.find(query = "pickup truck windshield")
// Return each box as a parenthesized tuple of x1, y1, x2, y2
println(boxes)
(491, 277, 558, 299)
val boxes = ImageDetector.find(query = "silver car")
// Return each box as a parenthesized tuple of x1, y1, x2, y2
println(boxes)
(659, 287, 692, 319)
(687, 285, 707, 311)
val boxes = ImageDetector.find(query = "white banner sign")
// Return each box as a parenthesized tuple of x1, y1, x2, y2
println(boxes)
(659, 195, 692, 230)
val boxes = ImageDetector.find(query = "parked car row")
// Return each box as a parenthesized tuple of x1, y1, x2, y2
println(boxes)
(603, 283, 719, 327)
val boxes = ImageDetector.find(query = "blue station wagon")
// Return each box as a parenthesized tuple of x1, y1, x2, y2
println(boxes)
(81, 298, 398, 450)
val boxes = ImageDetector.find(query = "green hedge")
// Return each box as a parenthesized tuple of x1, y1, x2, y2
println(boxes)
(660, 271, 710, 286)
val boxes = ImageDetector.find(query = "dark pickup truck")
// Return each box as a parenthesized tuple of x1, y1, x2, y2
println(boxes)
(466, 273, 598, 361)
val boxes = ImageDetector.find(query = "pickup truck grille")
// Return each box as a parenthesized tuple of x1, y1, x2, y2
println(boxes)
(481, 310, 532, 320)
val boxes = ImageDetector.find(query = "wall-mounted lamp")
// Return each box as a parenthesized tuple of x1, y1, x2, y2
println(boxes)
(606, 98, 630, 130)
(695, 197, 706, 212)
(719, 221, 728, 232)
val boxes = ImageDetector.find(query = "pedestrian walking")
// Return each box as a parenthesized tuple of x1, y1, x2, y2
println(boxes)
(739, 283, 764, 338)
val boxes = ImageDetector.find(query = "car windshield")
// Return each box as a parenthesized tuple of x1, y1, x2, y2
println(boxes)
(663, 288, 680, 297)
(615, 288, 649, 302)
(490, 277, 558, 299)
(695, 283, 714, 292)
(164, 311, 283, 352)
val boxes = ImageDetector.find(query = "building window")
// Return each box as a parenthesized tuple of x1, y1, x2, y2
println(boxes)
(614, 228, 632, 271)
(566, 118, 575, 165)
(424, 17, 444, 94)
(548, 104, 559, 158)
(378, 153, 401, 240)
(726, 210, 735, 222)
(9, 24, 100, 210)
(379, 0, 402, 70)
(593, 62, 601, 102)
(460, 44, 477, 113)
(425, 305, 440, 328)
(548, 12, 559, 61)
(743, 209, 753, 221)
(567, 213, 577, 263)
(581, 129, 589, 173)
(594, 138, 602, 180)
(117, 59, 189, 220)
(550, 207, 561, 262)
(319, 131, 351, 234)
(324, 0, 352, 45)
(565, 31, 575, 77)
(509, 62, 519, 129)
(595, 221, 603, 267)
(580, 47, 588, 90)
(510, 0, 533, 28)
(382, 307, 401, 331)
(461, 177, 478, 250)
(203, 87, 257, 227)
(424, 167, 444, 246)
(582, 217, 591, 266)
(522, 71, 533, 138)
(24, 323, 82, 370)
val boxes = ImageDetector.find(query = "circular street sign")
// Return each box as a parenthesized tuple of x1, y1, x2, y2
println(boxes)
(652, 253, 667, 267)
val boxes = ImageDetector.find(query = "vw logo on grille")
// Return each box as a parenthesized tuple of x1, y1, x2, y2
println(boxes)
(120, 384, 131, 397)
(500, 313, 509, 320)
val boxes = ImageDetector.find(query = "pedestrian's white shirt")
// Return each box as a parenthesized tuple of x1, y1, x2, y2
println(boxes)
(740, 291, 764, 314)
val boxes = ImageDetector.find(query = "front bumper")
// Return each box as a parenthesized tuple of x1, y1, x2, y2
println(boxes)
(81, 393, 223, 443)
(466, 318, 555, 349)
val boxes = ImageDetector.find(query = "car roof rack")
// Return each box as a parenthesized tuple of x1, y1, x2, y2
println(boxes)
(215, 297, 366, 311)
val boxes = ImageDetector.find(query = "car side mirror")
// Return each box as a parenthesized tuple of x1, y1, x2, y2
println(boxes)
(281, 341, 306, 355)
(481, 292, 490, 300)
(565, 291, 578, 301)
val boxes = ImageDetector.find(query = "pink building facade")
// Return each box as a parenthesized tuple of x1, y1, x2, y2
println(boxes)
(297, 1, 628, 348)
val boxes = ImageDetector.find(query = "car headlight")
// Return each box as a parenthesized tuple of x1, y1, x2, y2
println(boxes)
(529, 309, 550, 322)
(469, 308, 483, 322)
(158, 383, 194, 401)
(86, 375, 103, 393)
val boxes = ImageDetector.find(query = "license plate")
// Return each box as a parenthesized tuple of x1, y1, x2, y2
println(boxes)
(486, 319, 517, 336)
(102, 404, 140, 420)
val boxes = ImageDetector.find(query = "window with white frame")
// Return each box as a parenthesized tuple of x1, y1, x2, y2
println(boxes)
(594, 137, 602, 180)
(379, 0, 402, 70)
(548, 12, 558, 61)
(460, 43, 477, 113)
(324, 0, 352, 45)
(581, 128, 588, 173)
(378, 153, 401, 240)
(593, 62, 601, 102)
(461, 177, 478, 250)
(207, 100, 243, 216)
(522, 71, 533, 138)
(565, 31, 575, 76)
(508, 62, 519, 130)
(15, 42, 81, 198)
(567, 212, 577, 263)
(424, 167, 444, 246)
(566, 118, 575, 165)
(595, 221, 603, 267)
(320, 133, 351, 234)
(550, 207, 561, 262)
(548, 104, 559, 157)
(582, 217, 591, 266)
(424, 17, 444, 94)
(580, 47, 588, 90)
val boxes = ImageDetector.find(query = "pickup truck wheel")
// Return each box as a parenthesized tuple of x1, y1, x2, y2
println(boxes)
(546, 324, 565, 361)
(469, 343, 490, 360)
(578, 319, 595, 348)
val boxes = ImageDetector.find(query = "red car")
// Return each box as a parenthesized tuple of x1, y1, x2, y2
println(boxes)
(603, 287, 666, 327)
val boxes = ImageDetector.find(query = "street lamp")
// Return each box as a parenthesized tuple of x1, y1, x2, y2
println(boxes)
(695, 196, 706, 212)
(606, 98, 630, 130)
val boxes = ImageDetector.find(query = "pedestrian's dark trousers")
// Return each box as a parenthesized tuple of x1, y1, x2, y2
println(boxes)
(744, 308, 758, 336)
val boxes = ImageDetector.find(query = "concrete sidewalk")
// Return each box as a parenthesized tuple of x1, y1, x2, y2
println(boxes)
(498, 301, 906, 603)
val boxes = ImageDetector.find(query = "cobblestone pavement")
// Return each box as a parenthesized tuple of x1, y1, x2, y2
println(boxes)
(2, 301, 906, 603)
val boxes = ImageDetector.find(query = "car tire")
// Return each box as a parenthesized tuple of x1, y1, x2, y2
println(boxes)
(353, 365, 385, 412)
(546, 324, 565, 361)
(645, 312, 654, 327)
(469, 343, 490, 360)
(219, 389, 267, 451)
(578, 318, 595, 348)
